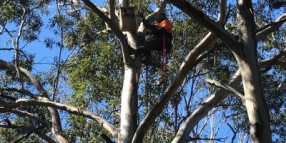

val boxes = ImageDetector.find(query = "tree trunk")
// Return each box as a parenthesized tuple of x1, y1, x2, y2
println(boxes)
(118, 1, 140, 142)
(119, 63, 140, 143)
(234, 1, 271, 142)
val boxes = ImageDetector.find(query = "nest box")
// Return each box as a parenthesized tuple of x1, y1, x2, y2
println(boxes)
(119, 7, 136, 31)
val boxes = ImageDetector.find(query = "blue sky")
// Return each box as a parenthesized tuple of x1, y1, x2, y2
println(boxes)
(1, 1, 284, 142)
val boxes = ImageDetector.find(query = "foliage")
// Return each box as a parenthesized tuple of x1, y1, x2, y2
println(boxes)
(0, 0, 285, 142)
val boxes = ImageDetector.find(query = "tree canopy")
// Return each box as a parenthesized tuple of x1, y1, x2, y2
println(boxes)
(0, 0, 285, 142)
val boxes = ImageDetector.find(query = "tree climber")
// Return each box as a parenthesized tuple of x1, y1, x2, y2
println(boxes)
(141, 12, 173, 61)
(141, 12, 173, 85)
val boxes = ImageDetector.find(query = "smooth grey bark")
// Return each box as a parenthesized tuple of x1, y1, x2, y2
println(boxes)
(234, 1, 271, 142)
(119, 63, 140, 143)
(118, 1, 140, 143)
(82, 1, 139, 142)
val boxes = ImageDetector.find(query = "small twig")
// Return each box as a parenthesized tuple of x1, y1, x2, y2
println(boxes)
(188, 136, 227, 142)
(223, 112, 236, 143)
(13, 132, 33, 143)
(0, 87, 36, 98)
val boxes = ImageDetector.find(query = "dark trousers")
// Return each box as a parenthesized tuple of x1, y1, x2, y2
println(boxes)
(144, 33, 173, 55)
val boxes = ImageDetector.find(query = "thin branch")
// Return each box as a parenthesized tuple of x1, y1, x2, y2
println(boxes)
(205, 78, 245, 103)
(13, 132, 33, 143)
(223, 112, 236, 143)
(0, 87, 36, 98)
(0, 93, 18, 101)
(0, 108, 50, 128)
(0, 123, 55, 143)
(188, 137, 227, 142)
(52, 0, 64, 101)
(13, 5, 27, 85)
(256, 13, 286, 39)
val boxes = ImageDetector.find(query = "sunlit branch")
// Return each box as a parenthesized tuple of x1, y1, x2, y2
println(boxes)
(205, 78, 245, 103)
(2, 98, 119, 137)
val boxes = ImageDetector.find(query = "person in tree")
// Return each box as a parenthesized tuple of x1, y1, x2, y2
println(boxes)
(141, 12, 173, 62)
(141, 12, 173, 85)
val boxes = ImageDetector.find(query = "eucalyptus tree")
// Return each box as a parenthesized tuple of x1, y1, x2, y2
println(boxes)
(0, 0, 285, 143)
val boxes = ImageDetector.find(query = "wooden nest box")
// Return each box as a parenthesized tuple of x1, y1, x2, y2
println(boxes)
(119, 7, 136, 31)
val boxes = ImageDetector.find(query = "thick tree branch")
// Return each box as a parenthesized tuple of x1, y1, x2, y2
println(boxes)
(109, 0, 116, 22)
(172, 70, 242, 143)
(132, 32, 216, 143)
(0, 59, 67, 143)
(3, 98, 118, 137)
(167, 0, 241, 50)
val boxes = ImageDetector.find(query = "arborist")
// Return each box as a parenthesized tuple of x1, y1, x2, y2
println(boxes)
(141, 12, 173, 85)
(142, 12, 173, 60)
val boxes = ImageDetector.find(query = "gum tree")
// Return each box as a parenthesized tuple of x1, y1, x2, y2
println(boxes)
(0, 0, 285, 142)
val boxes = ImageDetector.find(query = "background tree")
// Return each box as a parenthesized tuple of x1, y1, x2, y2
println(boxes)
(0, 0, 285, 143)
